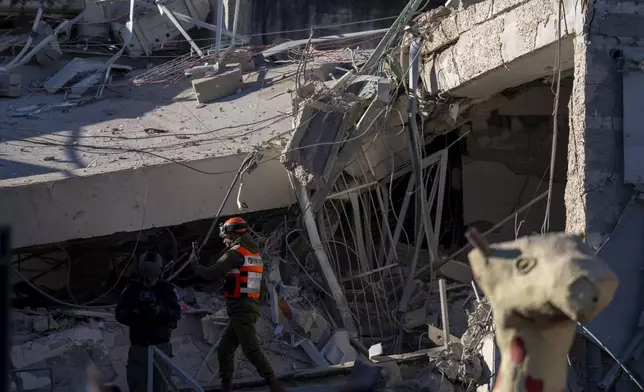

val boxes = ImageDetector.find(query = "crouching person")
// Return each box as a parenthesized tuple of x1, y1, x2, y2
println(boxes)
(115, 251, 181, 392)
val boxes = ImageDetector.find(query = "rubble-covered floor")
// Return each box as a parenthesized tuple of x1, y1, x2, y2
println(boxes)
(8, 207, 495, 392)
(0, 60, 296, 181)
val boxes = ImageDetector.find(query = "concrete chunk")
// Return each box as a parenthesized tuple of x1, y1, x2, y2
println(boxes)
(223, 49, 255, 72)
(191, 67, 243, 104)
(44, 58, 103, 94)
(0, 72, 21, 97)
(320, 329, 357, 365)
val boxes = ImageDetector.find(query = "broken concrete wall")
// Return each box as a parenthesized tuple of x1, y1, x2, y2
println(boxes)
(563, 0, 644, 387)
(462, 82, 571, 244)
(417, 0, 582, 98)
(564, 3, 636, 249)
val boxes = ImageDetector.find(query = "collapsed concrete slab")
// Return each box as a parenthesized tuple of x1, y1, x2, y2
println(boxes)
(281, 75, 401, 206)
(0, 147, 293, 249)
(0, 66, 298, 249)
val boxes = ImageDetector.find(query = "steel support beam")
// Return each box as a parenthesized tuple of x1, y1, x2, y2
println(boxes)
(292, 177, 358, 337)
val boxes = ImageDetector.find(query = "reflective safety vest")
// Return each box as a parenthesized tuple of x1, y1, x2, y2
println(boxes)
(224, 246, 263, 299)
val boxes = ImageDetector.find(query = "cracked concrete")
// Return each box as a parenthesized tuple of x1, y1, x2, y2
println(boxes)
(418, 0, 581, 98)
(565, 2, 644, 248)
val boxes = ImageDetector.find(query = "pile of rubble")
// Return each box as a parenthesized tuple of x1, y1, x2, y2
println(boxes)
(9, 281, 358, 390)
(8, 242, 495, 391)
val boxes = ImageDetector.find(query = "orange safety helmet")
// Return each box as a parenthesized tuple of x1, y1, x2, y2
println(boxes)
(219, 217, 249, 236)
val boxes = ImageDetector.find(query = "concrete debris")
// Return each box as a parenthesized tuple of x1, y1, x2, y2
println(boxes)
(14, 371, 52, 391)
(221, 49, 256, 72)
(11, 322, 112, 390)
(320, 330, 357, 365)
(403, 307, 428, 330)
(280, 81, 364, 189)
(191, 67, 243, 104)
(261, 29, 389, 59)
(418, 369, 456, 392)
(296, 338, 330, 367)
(201, 309, 229, 344)
(32, 314, 60, 333)
(9, 100, 94, 117)
(0, 34, 29, 55)
(434, 342, 482, 385)
(185, 64, 219, 78)
(385, 368, 456, 392)
(115, 0, 211, 57)
(460, 300, 493, 354)
(43, 58, 132, 94)
(0, 71, 21, 97)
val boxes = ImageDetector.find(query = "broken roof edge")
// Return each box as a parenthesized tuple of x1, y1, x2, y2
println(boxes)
(0, 146, 296, 249)
(0, 144, 283, 188)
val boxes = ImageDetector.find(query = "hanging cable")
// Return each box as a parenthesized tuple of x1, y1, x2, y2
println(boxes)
(580, 323, 644, 391)
(542, 0, 563, 234)
(11, 165, 149, 309)
(166, 150, 260, 281)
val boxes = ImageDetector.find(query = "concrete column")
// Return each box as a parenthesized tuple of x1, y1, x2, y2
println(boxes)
(565, 1, 644, 387)
(565, 19, 636, 249)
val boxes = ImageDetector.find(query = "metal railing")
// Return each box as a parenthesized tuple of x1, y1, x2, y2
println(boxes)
(147, 346, 204, 392)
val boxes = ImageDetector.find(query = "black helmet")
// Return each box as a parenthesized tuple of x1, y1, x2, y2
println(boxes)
(137, 251, 162, 284)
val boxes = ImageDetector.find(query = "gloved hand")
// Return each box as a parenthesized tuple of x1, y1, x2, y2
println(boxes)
(188, 242, 200, 264)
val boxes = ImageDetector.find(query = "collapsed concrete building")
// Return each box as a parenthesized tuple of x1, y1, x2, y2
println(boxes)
(1, 0, 644, 389)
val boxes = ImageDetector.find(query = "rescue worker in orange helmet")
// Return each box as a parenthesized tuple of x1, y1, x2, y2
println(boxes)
(189, 217, 285, 392)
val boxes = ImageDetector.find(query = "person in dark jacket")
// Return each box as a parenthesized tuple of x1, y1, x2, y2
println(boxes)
(189, 217, 285, 392)
(115, 251, 181, 392)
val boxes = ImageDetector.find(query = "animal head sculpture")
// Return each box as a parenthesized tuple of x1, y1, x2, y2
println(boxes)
(466, 230, 618, 392)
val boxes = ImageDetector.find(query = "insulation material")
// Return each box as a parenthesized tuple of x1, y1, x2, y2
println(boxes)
(467, 233, 618, 392)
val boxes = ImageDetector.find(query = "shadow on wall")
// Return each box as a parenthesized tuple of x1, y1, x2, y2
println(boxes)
(460, 80, 573, 245)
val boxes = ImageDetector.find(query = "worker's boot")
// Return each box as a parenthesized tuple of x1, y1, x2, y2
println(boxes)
(221, 378, 233, 392)
(266, 376, 286, 392)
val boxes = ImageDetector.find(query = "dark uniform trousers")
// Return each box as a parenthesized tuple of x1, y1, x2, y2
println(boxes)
(217, 309, 274, 380)
(127, 343, 173, 392)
